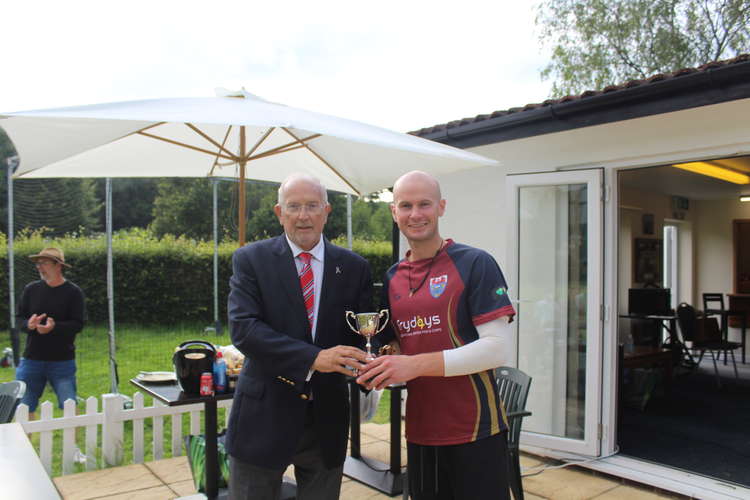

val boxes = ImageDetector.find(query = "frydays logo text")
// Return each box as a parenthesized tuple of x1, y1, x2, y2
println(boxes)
(397, 315, 441, 333)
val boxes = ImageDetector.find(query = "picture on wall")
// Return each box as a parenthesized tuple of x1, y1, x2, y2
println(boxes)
(642, 213, 655, 235)
(634, 238, 663, 286)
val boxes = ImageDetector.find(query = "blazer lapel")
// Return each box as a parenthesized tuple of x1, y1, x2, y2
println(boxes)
(316, 240, 341, 346)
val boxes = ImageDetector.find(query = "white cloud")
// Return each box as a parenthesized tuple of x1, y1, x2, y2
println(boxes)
(1, 0, 551, 131)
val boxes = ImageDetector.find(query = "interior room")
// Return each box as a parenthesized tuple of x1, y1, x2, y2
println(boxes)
(616, 155, 750, 488)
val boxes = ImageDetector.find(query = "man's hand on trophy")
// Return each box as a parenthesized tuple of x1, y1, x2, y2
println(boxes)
(357, 351, 444, 390)
(312, 345, 368, 375)
(356, 355, 416, 390)
(378, 340, 401, 356)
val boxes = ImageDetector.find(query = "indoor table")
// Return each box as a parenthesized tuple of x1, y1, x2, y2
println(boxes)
(618, 313, 694, 367)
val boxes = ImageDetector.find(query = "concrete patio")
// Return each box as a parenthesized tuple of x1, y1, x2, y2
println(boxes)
(52, 423, 685, 500)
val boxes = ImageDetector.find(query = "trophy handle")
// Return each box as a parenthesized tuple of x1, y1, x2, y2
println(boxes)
(376, 309, 390, 333)
(345, 311, 359, 333)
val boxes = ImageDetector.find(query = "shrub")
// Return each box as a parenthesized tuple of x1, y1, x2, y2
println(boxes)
(0, 231, 393, 329)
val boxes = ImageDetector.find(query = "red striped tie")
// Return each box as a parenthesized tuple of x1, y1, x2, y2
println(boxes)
(299, 252, 314, 329)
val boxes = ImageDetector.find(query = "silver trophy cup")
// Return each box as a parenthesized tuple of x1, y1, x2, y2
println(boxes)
(345, 310, 390, 360)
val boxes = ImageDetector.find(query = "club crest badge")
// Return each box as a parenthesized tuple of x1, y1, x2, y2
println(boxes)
(429, 275, 448, 298)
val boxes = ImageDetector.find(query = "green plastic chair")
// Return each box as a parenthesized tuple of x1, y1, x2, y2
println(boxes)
(496, 366, 533, 500)
(0, 380, 26, 423)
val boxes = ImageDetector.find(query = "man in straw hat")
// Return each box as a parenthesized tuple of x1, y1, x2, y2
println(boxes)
(15, 247, 86, 420)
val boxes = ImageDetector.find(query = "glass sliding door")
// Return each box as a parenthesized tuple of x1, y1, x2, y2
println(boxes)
(506, 170, 603, 456)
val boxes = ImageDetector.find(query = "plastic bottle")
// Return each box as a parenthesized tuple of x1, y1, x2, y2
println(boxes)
(213, 351, 227, 394)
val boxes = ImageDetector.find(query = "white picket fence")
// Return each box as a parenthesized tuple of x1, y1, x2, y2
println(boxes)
(13, 393, 234, 477)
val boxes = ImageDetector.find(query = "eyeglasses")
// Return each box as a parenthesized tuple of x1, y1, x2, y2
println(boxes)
(284, 202, 325, 215)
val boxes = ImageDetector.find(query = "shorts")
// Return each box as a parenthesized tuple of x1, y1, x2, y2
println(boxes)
(15, 358, 77, 413)
(406, 432, 510, 500)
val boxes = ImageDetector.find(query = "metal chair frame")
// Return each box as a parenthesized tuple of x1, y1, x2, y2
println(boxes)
(496, 366, 533, 500)
(676, 302, 740, 388)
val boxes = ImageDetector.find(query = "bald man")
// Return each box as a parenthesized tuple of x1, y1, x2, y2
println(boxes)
(357, 170, 515, 500)
(226, 173, 372, 500)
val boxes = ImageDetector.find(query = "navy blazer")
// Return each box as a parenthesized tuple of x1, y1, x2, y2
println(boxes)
(225, 235, 372, 470)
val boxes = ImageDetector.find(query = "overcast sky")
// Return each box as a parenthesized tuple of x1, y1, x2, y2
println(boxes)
(1, 1, 552, 132)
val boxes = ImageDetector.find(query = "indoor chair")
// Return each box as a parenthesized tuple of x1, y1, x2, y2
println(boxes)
(703, 292, 746, 364)
(676, 303, 741, 388)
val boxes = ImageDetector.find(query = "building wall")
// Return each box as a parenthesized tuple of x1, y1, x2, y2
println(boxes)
(694, 198, 750, 350)
(617, 186, 695, 310)
(425, 97, 750, 460)
(435, 98, 750, 263)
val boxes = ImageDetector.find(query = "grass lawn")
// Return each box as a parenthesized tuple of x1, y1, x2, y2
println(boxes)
(1, 323, 391, 476)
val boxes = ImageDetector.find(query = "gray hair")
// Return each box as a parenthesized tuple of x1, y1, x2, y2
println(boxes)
(277, 173, 329, 205)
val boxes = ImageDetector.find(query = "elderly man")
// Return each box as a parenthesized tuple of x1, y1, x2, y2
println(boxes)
(226, 173, 372, 500)
(357, 170, 515, 500)
(16, 247, 85, 419)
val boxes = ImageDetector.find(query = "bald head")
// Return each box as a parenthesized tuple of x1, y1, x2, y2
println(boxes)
(278, 173, 328, 205)
(391, 170, 445, 249)
(392, 170, 441, 202)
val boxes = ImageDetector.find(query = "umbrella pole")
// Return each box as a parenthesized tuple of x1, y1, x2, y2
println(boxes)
(239, 126, 246, 247)
(346, 194, 353, 250)
(7, 157, 20, 365)
(212, 178, 221, 335)
(106, 178, 119, 394)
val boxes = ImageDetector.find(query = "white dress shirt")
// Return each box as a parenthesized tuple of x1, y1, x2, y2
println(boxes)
(285, 234, 325, 341)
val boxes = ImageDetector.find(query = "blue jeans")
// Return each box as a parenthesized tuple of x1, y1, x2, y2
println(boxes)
(16, 358, 77, 413)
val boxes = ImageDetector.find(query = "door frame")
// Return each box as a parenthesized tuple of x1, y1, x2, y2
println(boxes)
(506, 168, 604, 457)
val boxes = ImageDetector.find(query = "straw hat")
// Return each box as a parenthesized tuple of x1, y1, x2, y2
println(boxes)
(28, 247, 71, 268)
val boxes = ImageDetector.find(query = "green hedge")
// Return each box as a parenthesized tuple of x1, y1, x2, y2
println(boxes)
(0, 231, 393, 329)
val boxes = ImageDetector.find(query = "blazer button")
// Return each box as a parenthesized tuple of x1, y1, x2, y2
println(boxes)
(300, 394, 309, 400)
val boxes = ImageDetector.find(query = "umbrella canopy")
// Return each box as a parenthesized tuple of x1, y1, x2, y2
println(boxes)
(0, 88, 497, 244)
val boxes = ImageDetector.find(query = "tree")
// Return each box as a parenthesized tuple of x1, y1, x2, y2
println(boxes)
(94, 178, 159, 231)
(0, 130, 19, 235)
(352, 198, 392, 241)
(151, 178, 279, 241)
(536, 0, 750, 97)
(248, 190, 351, 242)
(1, 130, 100, 236)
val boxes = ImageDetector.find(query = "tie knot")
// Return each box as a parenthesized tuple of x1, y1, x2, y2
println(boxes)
(299, 252, 312, 265)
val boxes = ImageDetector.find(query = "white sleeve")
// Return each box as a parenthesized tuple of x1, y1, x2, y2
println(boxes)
(442, 316, 513, 377)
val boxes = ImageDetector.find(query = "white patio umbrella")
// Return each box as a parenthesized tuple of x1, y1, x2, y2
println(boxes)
(1, 88, 497, 244)
(1, 88, 498, 394)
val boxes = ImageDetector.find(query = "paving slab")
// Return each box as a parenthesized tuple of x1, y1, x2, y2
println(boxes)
(361, 423, 392, 441)
(90, 485, 177, 500)
(167, 478, 198, 498)
(353, 440, 407, 465)
(520, 452, 545, 469)
(144, 456, 194, 484)
(54, 464, 162, 500)
(340, 478, 390, 499)
(522, 465, 621, 500)
(592, 483, 680, 499)
(524, 493, 548, 500)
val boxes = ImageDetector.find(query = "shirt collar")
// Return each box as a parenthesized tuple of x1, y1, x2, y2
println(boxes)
(285, 234, 325, 262)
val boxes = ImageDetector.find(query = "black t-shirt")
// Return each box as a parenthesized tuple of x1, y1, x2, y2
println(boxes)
(17, 280, 86, 361)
